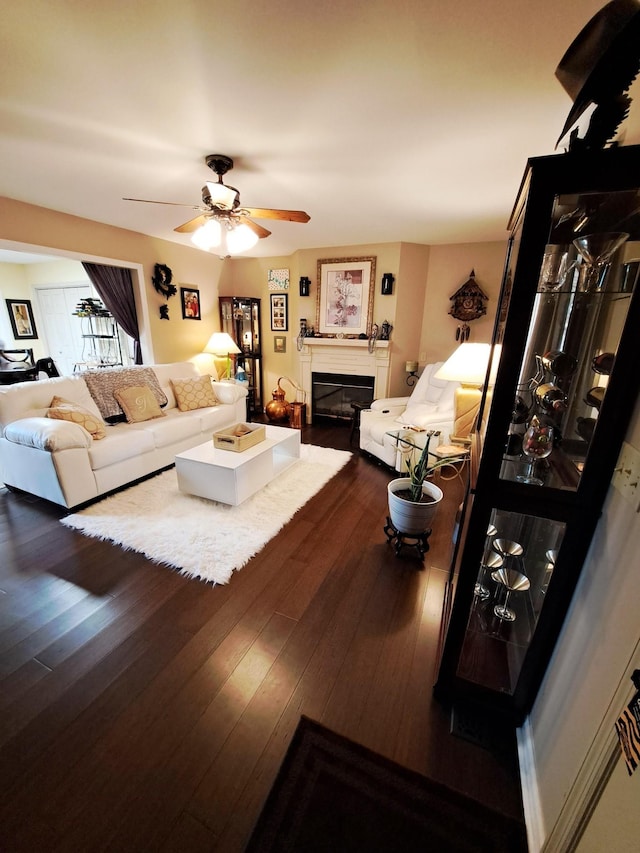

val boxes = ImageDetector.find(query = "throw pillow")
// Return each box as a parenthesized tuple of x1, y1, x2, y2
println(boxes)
(113, 385, 166, 423)
(170, 375, 218, 411)
(84, 367, 168, 423)
(46, 395, 107, 439)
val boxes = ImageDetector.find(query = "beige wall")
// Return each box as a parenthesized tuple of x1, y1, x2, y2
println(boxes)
(1, 197, 510, 398)
(421, 241, 507, 365)
(0, 196, 227, 364)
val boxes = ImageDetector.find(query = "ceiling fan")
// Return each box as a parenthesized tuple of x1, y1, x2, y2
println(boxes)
(123, 154, 310, 255)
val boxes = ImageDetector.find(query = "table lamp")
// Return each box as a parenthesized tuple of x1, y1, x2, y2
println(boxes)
(434, 342, 495, 443)
(203, 332, 241, 380)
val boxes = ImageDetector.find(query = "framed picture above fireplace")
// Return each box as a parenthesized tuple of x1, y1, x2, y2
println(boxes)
(316, 256, 376, 337)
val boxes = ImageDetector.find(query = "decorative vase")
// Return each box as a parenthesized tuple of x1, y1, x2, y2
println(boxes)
(265, 384, 291, 423)
(387, 478, 443, 535)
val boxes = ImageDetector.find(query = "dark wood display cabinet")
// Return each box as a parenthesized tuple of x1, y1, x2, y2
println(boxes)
(435, 145, 640, 723)
(219, 296, 263, 416)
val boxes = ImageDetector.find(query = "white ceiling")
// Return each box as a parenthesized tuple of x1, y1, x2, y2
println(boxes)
(2, 0, 640, 261)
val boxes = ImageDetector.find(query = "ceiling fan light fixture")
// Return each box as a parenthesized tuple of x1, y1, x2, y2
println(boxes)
(191, 218, 222, 250)
(205, 180, 238, 210)
(226, 222, 259, 254)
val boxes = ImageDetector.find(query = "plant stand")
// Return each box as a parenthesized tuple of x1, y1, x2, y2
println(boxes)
(384, 517, 432, 559)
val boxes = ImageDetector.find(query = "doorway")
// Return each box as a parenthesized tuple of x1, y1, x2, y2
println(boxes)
(35, 285, 131, 375)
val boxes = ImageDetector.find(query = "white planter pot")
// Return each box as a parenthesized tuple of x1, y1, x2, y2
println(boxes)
(387, 477, 443, 535)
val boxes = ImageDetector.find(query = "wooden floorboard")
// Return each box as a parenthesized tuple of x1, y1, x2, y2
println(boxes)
(0, 422, 525, 852)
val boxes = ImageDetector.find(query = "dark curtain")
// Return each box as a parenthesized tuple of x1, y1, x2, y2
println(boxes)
(81, 263, 143, 364)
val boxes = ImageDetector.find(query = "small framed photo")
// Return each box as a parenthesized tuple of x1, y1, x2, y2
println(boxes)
(180, 287, 201, 320)
(274, 335, 287, 353)
(6, 299, 38, 339)
(270, 293, 288, 331)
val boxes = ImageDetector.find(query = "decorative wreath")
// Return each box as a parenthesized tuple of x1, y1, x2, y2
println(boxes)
(152, 263, 177, 299)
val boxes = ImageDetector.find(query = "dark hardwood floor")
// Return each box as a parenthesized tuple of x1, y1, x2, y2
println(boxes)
(0, 421, 525, 852)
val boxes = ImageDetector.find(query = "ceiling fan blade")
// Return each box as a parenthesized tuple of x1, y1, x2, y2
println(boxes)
(123, 197, 201, 209)
(243, 207, 310, 223)
(174, 214, 209, 233)
(239, 216, 271, 239)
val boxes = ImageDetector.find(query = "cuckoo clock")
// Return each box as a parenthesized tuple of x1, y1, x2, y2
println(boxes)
(448, 269, 488, 340)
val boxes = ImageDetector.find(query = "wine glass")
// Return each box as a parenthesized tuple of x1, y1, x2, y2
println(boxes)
(474, 523, 499, 600)
(517, 416, 554, 486)
(572, 232, 629, 293)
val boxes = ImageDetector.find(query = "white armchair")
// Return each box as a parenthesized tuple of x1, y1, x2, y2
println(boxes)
(359, 362, 459, 471)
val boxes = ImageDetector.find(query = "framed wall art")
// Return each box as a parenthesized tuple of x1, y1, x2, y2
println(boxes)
(316, 256, 376, 336)
(270, 293, 288, 331)
(274, 335, 287, 353)
(180, 287, 201, 320)
(268, 268, 290, 291)
(6, 299, 38, 340)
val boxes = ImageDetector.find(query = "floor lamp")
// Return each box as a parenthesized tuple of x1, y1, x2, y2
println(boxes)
(434, 343, 493, 444)
(203, 332, 241, 380)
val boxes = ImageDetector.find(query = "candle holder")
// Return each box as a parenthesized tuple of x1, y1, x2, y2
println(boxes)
(405, 361, 419, 386)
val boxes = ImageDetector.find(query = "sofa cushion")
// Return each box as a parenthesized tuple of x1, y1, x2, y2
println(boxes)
(396, 403, 453, 429)
(406, 362, 446, 407)
(170, 375, 218, 411)
(87, 425, 156, 470)
(84, 367, 168, 423)
(114, 385, 166, 423)
(4, 417, 93, 451)
(128, 408, 204, 448)
(47, 395, 107, 439)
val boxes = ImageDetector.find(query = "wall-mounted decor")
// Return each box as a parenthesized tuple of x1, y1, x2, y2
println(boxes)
(381, 272, 394, 294)
(274, 335, 287, 353)
(6, 299, 38, 339)
(152, 264, 177, 299)
(448, 269, 488, 341)
(316, 256, 376, 337)
(180, 287, 201, 320)
(299, 276, 311, 296)
(270, 293, 288, 331)
(152, 263, 177, 319)
(268, 268, 290, 291)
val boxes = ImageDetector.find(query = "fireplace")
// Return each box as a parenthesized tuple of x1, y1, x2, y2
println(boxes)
(312, 372, 375, 421)
(298, 338, 390, 424)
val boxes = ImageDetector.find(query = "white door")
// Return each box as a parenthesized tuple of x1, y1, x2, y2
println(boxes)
(35, 285, 92, 375)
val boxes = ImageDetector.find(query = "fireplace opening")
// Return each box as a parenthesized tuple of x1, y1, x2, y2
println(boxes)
(312, 372, 375, 421)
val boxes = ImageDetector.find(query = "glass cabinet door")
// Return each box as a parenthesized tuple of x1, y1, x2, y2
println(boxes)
(456, 508, 566, 695)
(436, 146, 640, 720)
(219, 297, 263, 413)
(500, 188, 636, 493)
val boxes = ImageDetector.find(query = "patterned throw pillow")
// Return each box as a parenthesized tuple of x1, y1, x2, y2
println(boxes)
(46, 395, 107, 439)
(113, 385, 166, 423)
(84, 367, 168, 423)
(170, 375, 218, 411)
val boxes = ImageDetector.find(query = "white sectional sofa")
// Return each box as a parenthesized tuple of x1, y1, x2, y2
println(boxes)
(0, 362, 248, 509)
(359, 362, 459, 471)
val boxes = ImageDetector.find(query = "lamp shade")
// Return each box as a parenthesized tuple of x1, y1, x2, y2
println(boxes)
(191, 218, 258, 256)
(205, 181, 239, 210)
(226, 222, 259, 254)
(191, 219, 222, 251)
(434, 343, 492, 386)
(203, 332, 241, 357)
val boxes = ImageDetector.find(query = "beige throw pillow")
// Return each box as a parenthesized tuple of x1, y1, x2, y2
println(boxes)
(84, 367, 168, 423)
(47, 395, 107, 439)
(170, 375, 218, 411)
(113, 385, 166, 423)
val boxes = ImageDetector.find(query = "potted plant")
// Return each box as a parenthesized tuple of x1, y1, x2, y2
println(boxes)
(387, 431, 461, 535)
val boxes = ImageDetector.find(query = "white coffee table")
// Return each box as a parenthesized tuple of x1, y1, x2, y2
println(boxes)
(175, 424, 301, 506)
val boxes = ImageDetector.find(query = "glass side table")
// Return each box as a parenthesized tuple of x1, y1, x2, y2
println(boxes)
(385, 428, 470, 480)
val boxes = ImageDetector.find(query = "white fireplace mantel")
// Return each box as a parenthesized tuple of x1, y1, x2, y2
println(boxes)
(297, 338, 391, 422)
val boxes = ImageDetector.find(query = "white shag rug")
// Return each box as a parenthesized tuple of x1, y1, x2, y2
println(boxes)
(62, 444, 351, 585)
